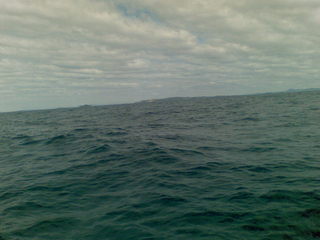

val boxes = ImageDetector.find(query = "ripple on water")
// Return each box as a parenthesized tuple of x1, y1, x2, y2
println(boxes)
(1, 92, 320, 239)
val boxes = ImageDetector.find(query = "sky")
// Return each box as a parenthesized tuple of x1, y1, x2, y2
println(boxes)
(1, 0, 320, 112)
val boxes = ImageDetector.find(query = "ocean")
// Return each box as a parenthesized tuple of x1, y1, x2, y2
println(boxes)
(1, 91, 320, 240)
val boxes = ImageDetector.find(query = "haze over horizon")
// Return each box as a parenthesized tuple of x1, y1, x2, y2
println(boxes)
(1, 0, 320, 112)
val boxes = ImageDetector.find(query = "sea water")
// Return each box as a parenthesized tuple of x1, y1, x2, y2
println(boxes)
(1, 91, 320, 240)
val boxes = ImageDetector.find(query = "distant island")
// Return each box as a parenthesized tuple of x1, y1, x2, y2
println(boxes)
(286, 88, 320, 93)
(249, 88, 320, 96)
(78, 104, 93, 108)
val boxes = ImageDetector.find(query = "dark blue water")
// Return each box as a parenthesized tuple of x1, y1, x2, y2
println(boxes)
(1, 91, 320, 240)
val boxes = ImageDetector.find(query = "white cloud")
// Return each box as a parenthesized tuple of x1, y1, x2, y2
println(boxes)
(127, 59, 149, 68)
(0, 0, 320, 111)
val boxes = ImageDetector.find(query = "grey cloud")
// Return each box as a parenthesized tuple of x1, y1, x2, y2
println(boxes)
(1, 0, 319, 111)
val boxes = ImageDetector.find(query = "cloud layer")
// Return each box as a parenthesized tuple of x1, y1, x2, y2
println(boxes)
(1, 0, 319, 111)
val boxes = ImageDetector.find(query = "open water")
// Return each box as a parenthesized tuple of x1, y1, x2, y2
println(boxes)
(1, 91, 320, 240)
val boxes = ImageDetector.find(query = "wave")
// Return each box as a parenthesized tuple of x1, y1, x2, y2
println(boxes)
(1, 91, 320, 239)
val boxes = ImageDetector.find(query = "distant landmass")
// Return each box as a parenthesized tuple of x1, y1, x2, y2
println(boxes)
(78, 104, 93, 108)
(139, 88, 320, 104)
(249, 88, 320, 96)
(286, 88, 320, 93)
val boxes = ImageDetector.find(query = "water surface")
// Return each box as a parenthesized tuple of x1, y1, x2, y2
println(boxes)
(1, 91, 320, 239)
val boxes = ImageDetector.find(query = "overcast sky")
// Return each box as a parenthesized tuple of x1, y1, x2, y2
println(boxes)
(1, 0, 319, 111)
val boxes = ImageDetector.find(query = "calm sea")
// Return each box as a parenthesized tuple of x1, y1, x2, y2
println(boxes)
(1, 91, 320, 240)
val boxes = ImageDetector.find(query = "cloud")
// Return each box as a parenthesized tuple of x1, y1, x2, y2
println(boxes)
(127, 59, 149, 68)
(0, 0, 320, 111)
